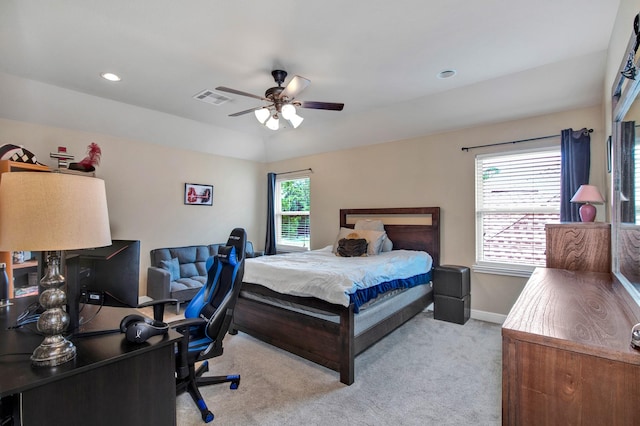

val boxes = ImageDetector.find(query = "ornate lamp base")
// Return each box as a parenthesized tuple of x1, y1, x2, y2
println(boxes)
(31, 333, 76, 367)
(32, 252, 76, 367)
(579, 203, 597, 222)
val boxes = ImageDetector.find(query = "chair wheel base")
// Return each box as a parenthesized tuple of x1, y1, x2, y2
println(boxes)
(202, 410, 214, 423)
(228, 374, 240, 390)
(197, 399, 214, 423)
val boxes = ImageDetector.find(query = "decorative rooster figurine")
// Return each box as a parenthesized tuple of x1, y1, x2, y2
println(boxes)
(69, 143, 101, 172)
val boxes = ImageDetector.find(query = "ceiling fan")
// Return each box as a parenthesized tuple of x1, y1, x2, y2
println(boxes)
(215, 70, 344, 130)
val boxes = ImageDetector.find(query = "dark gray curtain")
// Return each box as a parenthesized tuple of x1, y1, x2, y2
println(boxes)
(264, 172, 277, 255)
(620, 121, 636, 223)
(560, 128, 591, 222)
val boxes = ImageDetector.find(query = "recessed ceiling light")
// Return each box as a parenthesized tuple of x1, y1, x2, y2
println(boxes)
(437, 69, 457, 79)
(100, 72, 121, 82)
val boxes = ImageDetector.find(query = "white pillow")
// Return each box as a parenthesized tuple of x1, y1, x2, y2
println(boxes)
(354, 219, 385, 232)
(381, 237, 393, 252)
(355, 219, 393, 252)
(332, 227, 387, 255)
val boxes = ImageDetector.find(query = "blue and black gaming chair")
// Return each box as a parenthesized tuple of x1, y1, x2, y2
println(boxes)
(170, 228, 247, 423)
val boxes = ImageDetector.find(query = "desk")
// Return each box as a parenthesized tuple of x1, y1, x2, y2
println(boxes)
(0, 296, 181, 426)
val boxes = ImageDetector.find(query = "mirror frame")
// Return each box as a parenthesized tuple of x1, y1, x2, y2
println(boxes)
(612, 12, 640, 304)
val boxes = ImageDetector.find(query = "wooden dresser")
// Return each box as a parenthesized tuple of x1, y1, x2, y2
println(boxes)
(545, 222, 611, 273)
(502, 268, 640, 425)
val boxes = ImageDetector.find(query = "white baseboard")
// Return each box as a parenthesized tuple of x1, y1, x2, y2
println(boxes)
(471, 309, 506, 324)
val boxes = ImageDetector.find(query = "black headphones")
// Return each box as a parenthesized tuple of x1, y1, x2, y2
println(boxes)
(119, 314, 169, 343)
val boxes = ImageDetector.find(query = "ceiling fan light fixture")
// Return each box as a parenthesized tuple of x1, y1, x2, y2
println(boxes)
(265, 114, 279, 131)
(288, 113, 304, 129)
(281, 104, 296, 120)
(217, 69, 344, 129)
(254, 107, 270, 124)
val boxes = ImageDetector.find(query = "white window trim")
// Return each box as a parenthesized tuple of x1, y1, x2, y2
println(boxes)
(472, 261, 535, 278)
(474, 146, 560, 277)
(275, 172, 311, 252)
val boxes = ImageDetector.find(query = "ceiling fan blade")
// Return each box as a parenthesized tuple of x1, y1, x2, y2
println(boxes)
(215, 86, 268, 101)
(228, 105, 271, 117)
(280, 75, 310, 100)
(298, 101, 344, 111)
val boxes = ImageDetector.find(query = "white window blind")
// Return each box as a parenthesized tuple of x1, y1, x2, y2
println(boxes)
(475, 148, 561, 271)
(275, 175, 310, 251)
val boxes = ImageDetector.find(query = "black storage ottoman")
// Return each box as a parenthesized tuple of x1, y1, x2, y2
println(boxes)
(433, 265, 470, 325)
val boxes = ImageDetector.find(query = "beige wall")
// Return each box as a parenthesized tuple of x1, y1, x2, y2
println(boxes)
(266, 105, 606, 316)
(0, 105, 607, 317)
(0, 118, 266, 295)
(603, 0, 640, 210)
(605, 0, 640, 128)
(3, 4, 625, 315)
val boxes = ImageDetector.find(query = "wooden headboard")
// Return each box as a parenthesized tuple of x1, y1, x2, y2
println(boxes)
(339, 207, 440, 267)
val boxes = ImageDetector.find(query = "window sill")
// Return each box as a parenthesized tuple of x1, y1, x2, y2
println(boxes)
(276, 246, 309, 254)
(472, 263, 536, 278)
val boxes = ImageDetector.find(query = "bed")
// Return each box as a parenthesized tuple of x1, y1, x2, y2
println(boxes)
(231, 207, 440, 385)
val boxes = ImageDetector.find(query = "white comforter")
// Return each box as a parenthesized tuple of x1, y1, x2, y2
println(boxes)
(243, 246, 433, 307)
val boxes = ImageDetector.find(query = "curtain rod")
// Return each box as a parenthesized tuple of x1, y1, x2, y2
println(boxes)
(275, 168, 313, 176)
(461, 128, 593, 152)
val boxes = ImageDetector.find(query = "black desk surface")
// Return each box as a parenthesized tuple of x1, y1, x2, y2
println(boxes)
(0, 296, 181, 397)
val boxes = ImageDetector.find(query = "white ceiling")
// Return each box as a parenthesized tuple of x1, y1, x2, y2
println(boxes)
(0, 1, 620, 162)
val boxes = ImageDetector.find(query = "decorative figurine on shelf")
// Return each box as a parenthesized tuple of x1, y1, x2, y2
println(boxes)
(68, 142, 102, 172)
(1, 143, 40, 164)
(50, 146, 74, 168)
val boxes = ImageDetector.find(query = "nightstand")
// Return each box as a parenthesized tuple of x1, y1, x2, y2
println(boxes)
(433, 265, 470, 324)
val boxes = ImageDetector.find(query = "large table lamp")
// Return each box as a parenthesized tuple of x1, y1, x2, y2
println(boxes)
(570, 184, 605, 222)
(0, 172, 111, 367)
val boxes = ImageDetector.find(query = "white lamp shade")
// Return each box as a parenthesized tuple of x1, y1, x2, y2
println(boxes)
(288, 113, 304, 128)
(281, 104, 296, 120)
(570, 184, 605, 204)
(0, 172, 112, 251)
(265, 115, 279, 130)
(254, 108, 270, 124)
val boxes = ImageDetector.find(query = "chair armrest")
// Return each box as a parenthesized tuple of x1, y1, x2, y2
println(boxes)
(170, 317, 206, 331)
(147, 267, 172, 300)
(137, 298, 178, 321)
(171, 317, 208, 379)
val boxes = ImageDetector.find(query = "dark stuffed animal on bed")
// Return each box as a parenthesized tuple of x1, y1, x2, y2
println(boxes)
(337, 232, 368, 257)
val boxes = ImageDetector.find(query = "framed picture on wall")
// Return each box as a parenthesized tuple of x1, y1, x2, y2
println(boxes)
(184, 183, 213, 206)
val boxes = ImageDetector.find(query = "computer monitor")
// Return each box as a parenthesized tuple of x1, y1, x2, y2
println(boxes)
(65, 240, 141, 333)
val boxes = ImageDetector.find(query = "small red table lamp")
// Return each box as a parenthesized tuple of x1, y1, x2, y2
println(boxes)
(570, 184, 605, 222)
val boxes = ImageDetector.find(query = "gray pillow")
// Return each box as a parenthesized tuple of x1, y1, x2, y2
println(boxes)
(160, 257, 180, 281)
(381, 237, 393, 252)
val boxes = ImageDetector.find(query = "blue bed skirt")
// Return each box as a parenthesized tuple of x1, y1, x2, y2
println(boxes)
(349, 270, 432, 313)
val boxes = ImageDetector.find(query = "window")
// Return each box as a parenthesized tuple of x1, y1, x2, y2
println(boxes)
(475, 148, 561, 276)
(275, 175, 310, 251)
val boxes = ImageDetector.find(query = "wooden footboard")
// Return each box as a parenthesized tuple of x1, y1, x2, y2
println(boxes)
(231, 283, 433, 385)
(231, 206, 440, 385)
(231, 284, 356, 384)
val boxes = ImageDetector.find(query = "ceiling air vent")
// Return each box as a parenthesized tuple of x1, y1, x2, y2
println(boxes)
(193, 90, 231, 106)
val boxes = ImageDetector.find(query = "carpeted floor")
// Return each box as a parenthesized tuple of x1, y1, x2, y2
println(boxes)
(175, 312, 502, 426)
